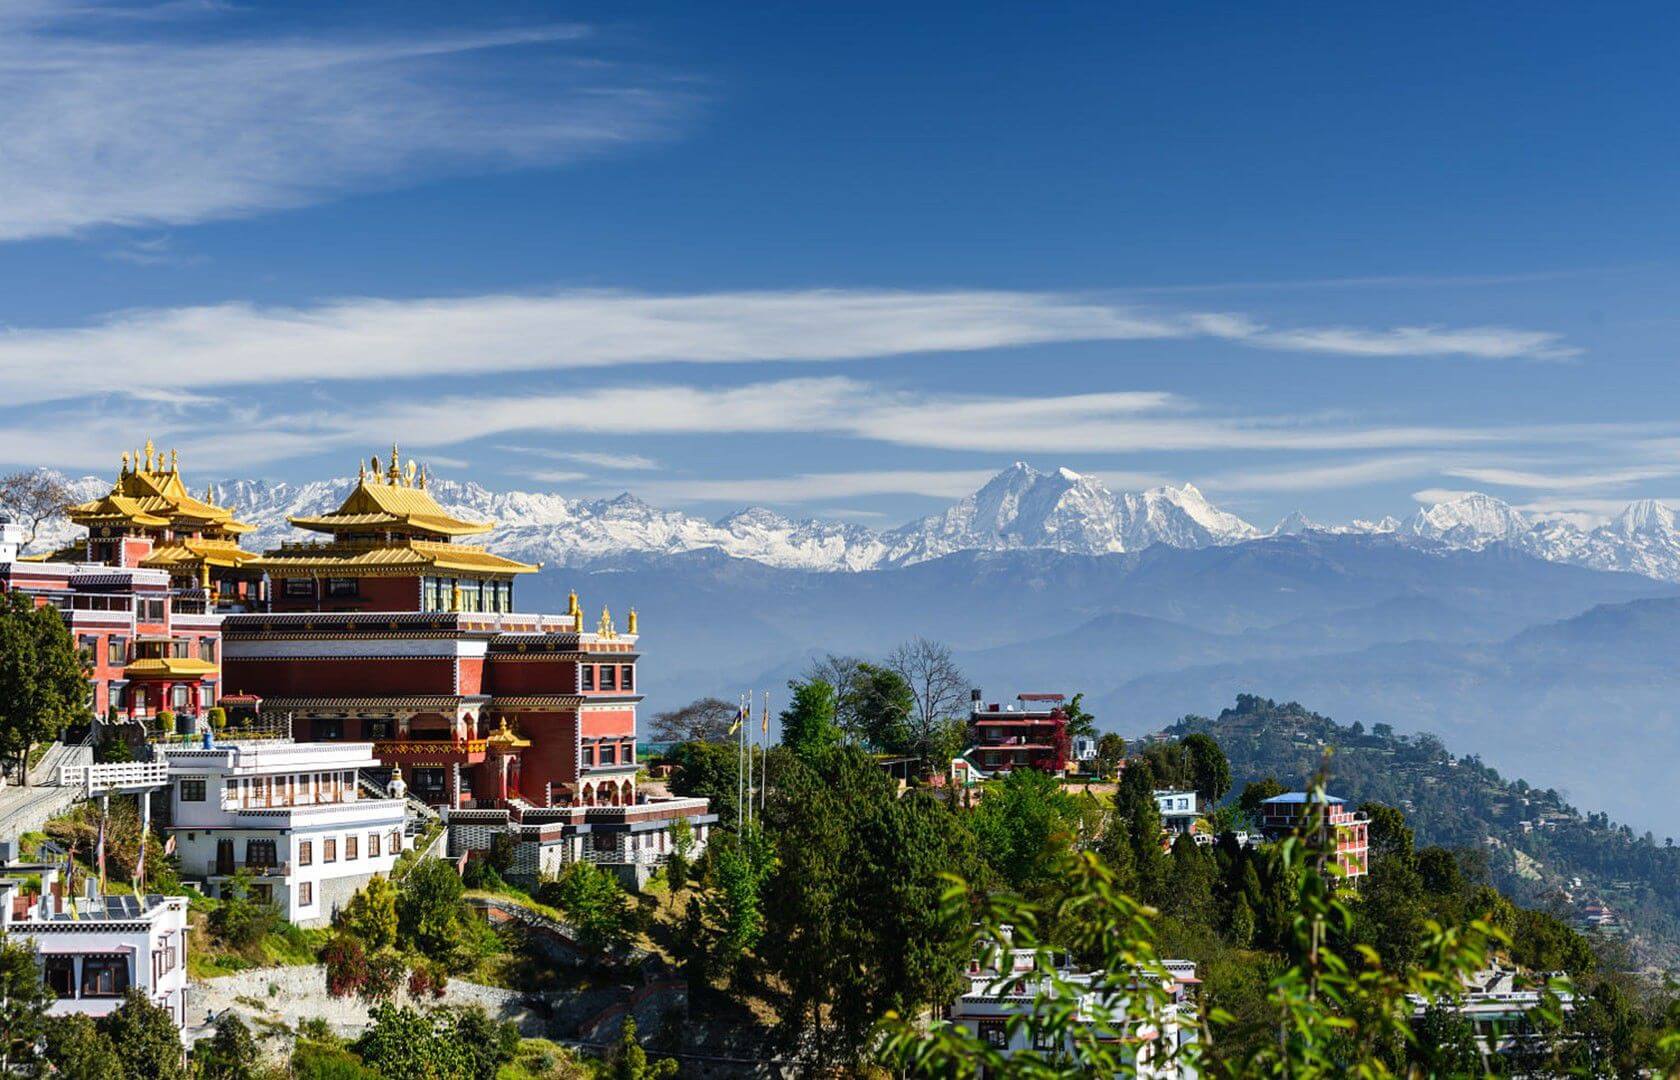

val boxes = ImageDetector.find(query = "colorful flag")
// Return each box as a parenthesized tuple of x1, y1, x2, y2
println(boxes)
(728, 706, 744, 736)
(134, 828, 145, 897)
(163, 834, 176, 856)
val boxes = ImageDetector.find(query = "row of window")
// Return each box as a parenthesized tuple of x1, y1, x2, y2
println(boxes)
(76, 633, 218, 667)
(298, 831, 380, 866)
(421, 576, 514, 613)
(281, 577, 362, 599)
(581, 740, 636, 767)
(44, 955, 140, 999)
(580, 664, 635, 692)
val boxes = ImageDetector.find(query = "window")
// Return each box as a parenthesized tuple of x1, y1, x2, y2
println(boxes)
(298, 881, 313, 907)
(599, 744, 616, 766)
(143, 598, 166, 622)
(600, 665, 617, 691)
(978, 1019, 1008, 1049)
(298, 841, 313, 866)
(246, 839, 278, 868)
(253, 883, 273, 904)
(108, 635, 126, 666)
(199, 636, 217, 662)
(621, 665, 634, 691)
(1032, 1027, 1058, 1051)
(326, 578, 359, 598)
(171, 684, 191, 710)
(324, 838, 337, 863)
(81, 957, 129, 997)
(283, 578, 315, 598)
(388, 831, 402, 856)
(582, 745, 595, 766)
(44, 956, 73, 996)
(77, 634, 99, 660)
(369, 832, 381, 858)
(345, 835, 358, 860)
(581, 665, 595, 691)
(171, 638, 191, 659)
(314, 718, 344, 741)
(180, 778, 206, 802)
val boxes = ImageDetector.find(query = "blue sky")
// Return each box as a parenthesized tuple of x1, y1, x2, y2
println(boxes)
(4, 1, 1680, 529)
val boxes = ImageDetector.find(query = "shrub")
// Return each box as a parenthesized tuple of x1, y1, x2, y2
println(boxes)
(338, 875, 398, 951)
(208, 706, 228, 731)
(209, 869, 279, 950)
(362, 947, 406, 1003)
(323, 935, 368, 999)
(157, 709, 176, 737)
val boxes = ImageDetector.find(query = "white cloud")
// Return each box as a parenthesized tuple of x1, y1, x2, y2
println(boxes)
(1443, 464, 1680, 491)
(501, 447, 662, 471)
(1411, 488, 1478, 505)
(0, 288, 1582, 405)
(0, 6, 682, 241)
(1205, 455, 1444, 493)
(631, 469, 1004, 504)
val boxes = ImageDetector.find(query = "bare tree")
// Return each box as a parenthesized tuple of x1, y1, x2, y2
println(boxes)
(648, 697, 740, 744)
(803, 653, 869, 740)
(0, 470, 71, 550)
(886, 637, 970, 764)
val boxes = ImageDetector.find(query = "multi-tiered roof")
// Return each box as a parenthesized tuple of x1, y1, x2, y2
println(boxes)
(251, 446, 537, 580)
(56, 440, 259, 581)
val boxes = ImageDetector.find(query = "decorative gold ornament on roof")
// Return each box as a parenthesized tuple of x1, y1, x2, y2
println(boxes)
(405, 459, 417, 488)
(598, 605, 615, 638)
(387, 443, 401, 483)
(358, 460, 367, 484)
(418, 465, 428, 490)
(567, 589, 579, 616)
(627, 608, 638, 635)
(371, 455, 382, 482)
(170, 448, 179, 473)
(121, 452, 130, 476)
(144, 439, 155, 471)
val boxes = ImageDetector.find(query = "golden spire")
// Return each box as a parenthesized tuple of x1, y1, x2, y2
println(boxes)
(121, 451, 130, 476)
(418, 464, 428, 490)
(144, 439, 155, 471)
(599, 605, 614, 638)
(204, 484, 215, 505)
(169, 448, 179, 473)
(387, 443, 401, 483)
(358, 460, 367, 484)
(567, 589, 579, 617)
(627, 608, 638, 634)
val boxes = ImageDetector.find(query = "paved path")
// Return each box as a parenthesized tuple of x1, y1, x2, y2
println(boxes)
(0, 742, 90, 844)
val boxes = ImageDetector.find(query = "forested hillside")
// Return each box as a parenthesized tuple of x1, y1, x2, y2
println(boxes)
(1164, 695, 1680, 969)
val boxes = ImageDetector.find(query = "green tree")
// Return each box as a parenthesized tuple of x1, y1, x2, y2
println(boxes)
(1094, 732, 1126, 778)
(1161, 832, 1217, 925)
(1104, 758, 1165, 899)
(665, 815, 696, 894)
(600, 1018, 678, 1079)
(667, 740, 743, 825)
(539, 860, 632, 952)
(1061, 691, 1097, 741)
(451, 1005, 522, 1080)
(778, 678, 842, 759)
(210, 867, 280, 949)
(1238, 776, 1287, 822)
(1179, 732, 1232, 805)
(844, 662, 916, 755)
(0, 588, 90, 785)
(194, 1013, 258, 1080)
(40, 1013, 123, 1079)
(970, 766, 1082, 894)
(761, 745, 984, 1070)
(339, 874, 399, 950)
(395, 855, 466, 955)
(356, 1003, 464, 1078)
(101, 989, 187, 1080)
(0, 936, 52, 1070)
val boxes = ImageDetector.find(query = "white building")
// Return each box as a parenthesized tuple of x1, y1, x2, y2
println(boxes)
(0, 859, 190, 1033)
(948, 927, 1199, 1078)
(1407, 966, 1574, 1057)
(161, 740, 409, 927)
(1154, 789, 1200, 836)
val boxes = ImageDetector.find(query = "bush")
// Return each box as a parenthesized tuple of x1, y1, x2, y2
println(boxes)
(157, 709, 176, 736)
(362, 948, 406, 1003)
(209, 869, 280, 949)
(536, 861, 632, 952)
(195, 1013, 259, 1080)
(208, 706, 228, 731)
(338, 875, 398, 951)
(323, 934, 368, 999)
(291, 1039, 381, 1080)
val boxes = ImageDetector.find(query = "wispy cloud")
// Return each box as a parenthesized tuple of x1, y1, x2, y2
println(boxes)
(0, 288, 1580, 405)
(1443, 464, 1680, 491)
(0, 5, 684, 241)
(102, 234, 204, 266)
(1205, 455, 1445, 493)
(500, 447, 662, 471)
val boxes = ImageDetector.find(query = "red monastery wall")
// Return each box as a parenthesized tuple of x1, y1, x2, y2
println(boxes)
(512, 712, 580, 803)
(486, 657, 577, 694)
(224, 656, 459, 696)
(581, 707, 636, 738)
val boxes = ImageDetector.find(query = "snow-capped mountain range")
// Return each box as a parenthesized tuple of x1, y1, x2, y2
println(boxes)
(21, 463, 1680, 583)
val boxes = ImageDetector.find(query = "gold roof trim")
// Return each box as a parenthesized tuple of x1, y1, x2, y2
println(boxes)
(68, 447, 254, 536)
(251, 538, 536, 577)
(291, 448, 492, 537)
(124, 657, 219, 678)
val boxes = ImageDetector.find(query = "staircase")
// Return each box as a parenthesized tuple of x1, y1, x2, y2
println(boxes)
(358, 767, 440, 838)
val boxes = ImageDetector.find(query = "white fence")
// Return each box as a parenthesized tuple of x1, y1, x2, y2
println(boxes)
(57, 760, 171, 795)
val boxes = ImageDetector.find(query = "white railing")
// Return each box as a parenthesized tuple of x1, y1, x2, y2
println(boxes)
(57, 761, 170, 795)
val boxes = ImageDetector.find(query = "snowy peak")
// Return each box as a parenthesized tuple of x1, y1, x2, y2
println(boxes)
(1406, 492, 1531, 547)
(1611, 499, 1677, 537)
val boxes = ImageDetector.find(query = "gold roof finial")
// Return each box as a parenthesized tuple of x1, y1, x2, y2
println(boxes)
(169, 448, 179, 473)
(418, 464, 428, 490)
(627, 608, 638, 635)
(358, 460, 367, 484)
(387, 443, 401, 482)
(144, 439, 155, 471)
(204, 483, 215, 505)
(599, 605, 614, 638)
(121, 451, 130, 476)
(567, 588, 579, 616)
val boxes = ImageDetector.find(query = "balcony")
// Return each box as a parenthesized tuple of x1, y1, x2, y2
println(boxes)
(204, 860, 291, 879)
(372, 739, 488, 762)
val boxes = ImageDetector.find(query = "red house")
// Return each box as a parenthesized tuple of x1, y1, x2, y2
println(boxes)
(962, 690, 1073, 776)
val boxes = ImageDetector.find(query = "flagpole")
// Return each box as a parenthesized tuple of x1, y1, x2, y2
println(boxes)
(736, 692, 745, 832)
(762, 689, 770, 818)
(745, 692, 754, 826)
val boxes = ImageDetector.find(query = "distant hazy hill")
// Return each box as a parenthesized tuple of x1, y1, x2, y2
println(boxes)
(1107, 597, 1680, 834)
(1164, 697, 1680, 969)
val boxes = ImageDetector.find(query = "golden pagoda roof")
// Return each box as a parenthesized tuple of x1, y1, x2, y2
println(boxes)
(139, 538, 262, 571)
(68, 441, 253, 536)
(289, 446, 493, 538)
(251, 538, 536, 577)
(124, 657, 219, 678)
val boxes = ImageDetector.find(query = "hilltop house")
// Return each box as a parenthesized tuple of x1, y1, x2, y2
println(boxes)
(1257, 792, 1369, 882)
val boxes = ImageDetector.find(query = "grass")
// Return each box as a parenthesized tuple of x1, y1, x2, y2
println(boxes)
(463, 885, 567, 924)
(186, 906, 327, 979)
(498, 1038, 590, 1080)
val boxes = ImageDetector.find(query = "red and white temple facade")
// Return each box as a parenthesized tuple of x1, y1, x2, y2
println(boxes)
(218, 448, 712, 882)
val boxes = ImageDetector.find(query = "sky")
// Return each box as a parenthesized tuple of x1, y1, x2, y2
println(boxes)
(4, 1, 1680, 530)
